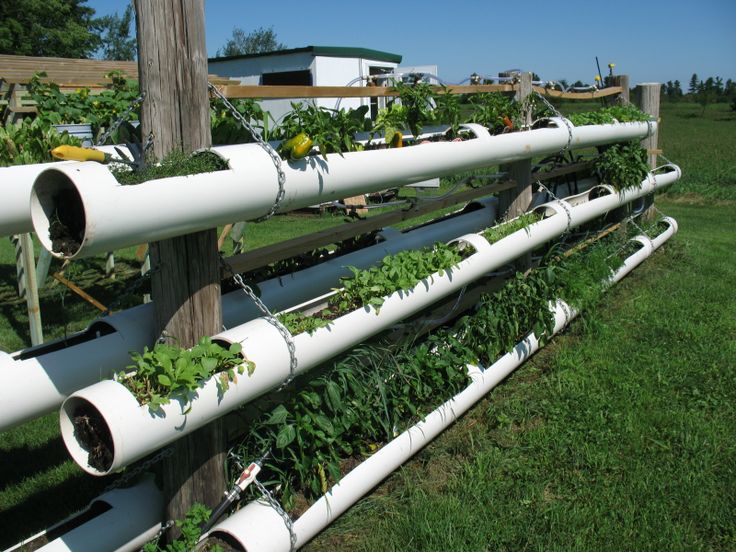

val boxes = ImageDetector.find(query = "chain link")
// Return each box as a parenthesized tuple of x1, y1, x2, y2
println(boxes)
(208, 82, 287, 221)
(253, 479, 298, 551)
(103, 446, 174, 494)
(532, 91, 574, 155)
(95, 92, 146, 147)
(139, 519, 175, 551)
(536, 181, 572, 233)
(219, 255, 299, 388)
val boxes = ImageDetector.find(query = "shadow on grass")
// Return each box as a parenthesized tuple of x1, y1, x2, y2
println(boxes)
(0, 437, 70, 493)
(0, 470, 107, 549)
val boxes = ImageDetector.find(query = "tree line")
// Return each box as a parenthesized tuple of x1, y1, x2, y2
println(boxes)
(0, 0, 284, 61)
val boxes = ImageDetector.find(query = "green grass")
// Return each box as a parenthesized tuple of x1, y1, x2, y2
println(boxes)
(306, 199, 736, 551)
(1, 98, 735, 548)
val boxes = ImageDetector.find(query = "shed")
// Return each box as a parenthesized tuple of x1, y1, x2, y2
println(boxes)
(208, 46, 403, 122)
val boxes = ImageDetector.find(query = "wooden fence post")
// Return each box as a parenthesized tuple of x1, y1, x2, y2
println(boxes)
(610, 74, 630, 104)
(12, 233, 44, 346)
(635, 82, 662, 219)
(134, 0, 224, 538)
(499, 71, 533, 271)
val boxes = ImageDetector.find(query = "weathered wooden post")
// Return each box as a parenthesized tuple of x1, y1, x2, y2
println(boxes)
(498, 71, 533, 271)
(12, 233, 44, 345)
(133, 0, 225, 537)
(610, 74, 630, 104)
(635, 82, 662, 219)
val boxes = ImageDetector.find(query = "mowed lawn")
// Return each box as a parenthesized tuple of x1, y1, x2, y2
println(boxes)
(1, 101, 735, 549)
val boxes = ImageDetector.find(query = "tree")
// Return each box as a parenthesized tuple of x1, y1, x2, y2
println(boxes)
(0, 0, 100, 58)
(216, 26, 286, 57)
(97, 3, 136, 60)
(673, 80, 683, 99)
(688, 73, 699, 94)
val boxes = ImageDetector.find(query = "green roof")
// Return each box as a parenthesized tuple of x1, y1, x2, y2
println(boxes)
(209, 46, 402, 64)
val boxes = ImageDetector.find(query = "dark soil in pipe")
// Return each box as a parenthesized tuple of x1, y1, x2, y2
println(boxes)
(72, 403, 114, 472)
(49, 189, 85, 256)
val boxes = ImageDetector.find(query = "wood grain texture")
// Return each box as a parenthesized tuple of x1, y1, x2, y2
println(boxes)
(135, 0, 224, 535)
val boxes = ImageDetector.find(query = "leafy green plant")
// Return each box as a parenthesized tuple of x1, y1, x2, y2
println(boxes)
(28, 71, 141, 144)
(210, 97, 273, 144)
(372, 103, 409, 142)
(272, 102, 369, 159)
(117, 336, 250, 412)
(0, 118, 80, 166)
(431, 85, 463, 137)
(277, 310, 332, 335)
(143, 503, 221, 552)
(229, 233, 627, 510)
(335, 242, 464, 314)
(482, 212, 544, 244)
(391, 80, 438, 137)
(567, 104, 650, 126)
(593, 141, 650, 190)
(467, 92, 520, 134)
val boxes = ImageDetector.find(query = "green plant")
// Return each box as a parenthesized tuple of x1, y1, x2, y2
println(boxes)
(277, 310, 331, 335)
(431, 85, 463, 137)
(210, 97, 273, 144)
(335, 242, 464, 314)
(272, 102, 369, 159)
(0, 118, 80, 166)
(482, 212, 544, 244)
(468, 92, 520, 134)
(372, 103, 409, 142)
(110, 149, 229, 185)
(593, 141, 650, 190)
(117, 336, 250, 412)
(391, 80, 437, 137)
(28, 71, 141, 144)
(143, 503, 221, 552)
(567, 104, 650, 126)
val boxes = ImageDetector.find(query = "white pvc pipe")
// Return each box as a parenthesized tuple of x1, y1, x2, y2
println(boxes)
(0, 200, 496, 431)
(5, 475, 162, 552)
(208, 218, 679, 551)
(59, 166, 679, 475)
(0, 146, 129, 237)
(30, 120, 654, 258)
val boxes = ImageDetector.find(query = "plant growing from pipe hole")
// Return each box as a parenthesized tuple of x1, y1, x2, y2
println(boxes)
(110, 149, 229, 186)
(276, 242, 465, 335)
(143, 503, 223, 552)
(593, 141, 650, 190)
(231, 232, 628, 508)
(116, 336, 252, 412)
(567, 104, 650, 126)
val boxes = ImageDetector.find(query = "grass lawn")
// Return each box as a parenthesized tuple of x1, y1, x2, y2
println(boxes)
(1, 100, 734, 549)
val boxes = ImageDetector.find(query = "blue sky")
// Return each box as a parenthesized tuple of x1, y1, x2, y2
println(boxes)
(89, 0, 735, 89)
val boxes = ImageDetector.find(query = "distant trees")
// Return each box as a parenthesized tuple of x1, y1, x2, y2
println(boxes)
(683, 74, 736, 112)
(216, 26, 286, 57)
(664, 81, 683, 100)
(97, 3, 136, 60)
(0, 0, 100, 58)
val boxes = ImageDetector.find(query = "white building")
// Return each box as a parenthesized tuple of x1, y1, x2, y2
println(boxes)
(208, 46, 406, 124)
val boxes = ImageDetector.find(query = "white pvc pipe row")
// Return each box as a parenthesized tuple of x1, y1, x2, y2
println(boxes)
(59, 166, 680, 475)
(5, 475, 162, 552)
(0, 146, 130, 237)
(0, 200, 496, 431)
(207, 217, 679, 551)
(30, 119, 653, 258)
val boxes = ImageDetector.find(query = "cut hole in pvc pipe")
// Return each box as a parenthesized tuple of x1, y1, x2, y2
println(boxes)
(31, 168, 87, 258)
(12, 321, 115, 361)
(61, 397, 115, 473)
(587, 184, 615, 200)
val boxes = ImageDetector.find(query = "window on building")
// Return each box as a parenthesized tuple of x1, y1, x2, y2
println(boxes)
(261, 70, 312, 86)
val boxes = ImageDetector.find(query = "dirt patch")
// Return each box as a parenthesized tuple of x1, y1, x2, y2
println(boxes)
(72, 403, 113, 472)
(49, 189, 85, 256)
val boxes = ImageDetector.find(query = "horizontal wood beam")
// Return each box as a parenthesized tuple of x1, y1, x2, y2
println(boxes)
(223, 180, 516, 275)
(216, 83, 623, 101)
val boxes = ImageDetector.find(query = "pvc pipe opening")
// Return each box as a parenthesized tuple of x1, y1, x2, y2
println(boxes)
(587, 184, 615, 200)
(31, 168, 87, 258)
(60, 396, 115, 475)
(202, 532, 245, 552)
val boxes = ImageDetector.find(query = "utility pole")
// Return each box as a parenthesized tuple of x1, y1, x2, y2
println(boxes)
(134, 0, 225, 538)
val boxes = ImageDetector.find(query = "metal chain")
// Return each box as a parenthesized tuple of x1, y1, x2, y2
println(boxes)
(219, 255, 299, 388)
(138, 520, 175, 551)
(208, 82, 287, 221)
(253, 478, 298, 551)
(533, 91, 574, 154)
(536, 181, 572, 233)
(95, 92, 146, 147)
(103, 446, 174, 493)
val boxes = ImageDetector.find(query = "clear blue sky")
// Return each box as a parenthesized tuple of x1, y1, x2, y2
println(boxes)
(89, 0, 735, 89)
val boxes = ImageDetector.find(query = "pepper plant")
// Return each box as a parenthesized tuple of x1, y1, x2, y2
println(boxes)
(593, 141, 650, 190)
